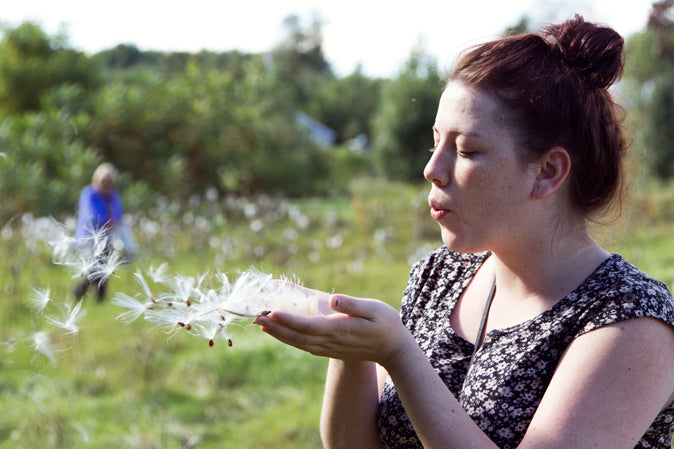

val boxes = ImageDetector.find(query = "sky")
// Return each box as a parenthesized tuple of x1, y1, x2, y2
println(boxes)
(0, 0, 656, 78)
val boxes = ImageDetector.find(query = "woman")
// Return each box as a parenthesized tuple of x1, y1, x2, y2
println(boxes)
(74, 162, 124, 301)
(255, 16, 674, 449)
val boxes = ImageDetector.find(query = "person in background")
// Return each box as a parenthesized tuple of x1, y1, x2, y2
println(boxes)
(74, 162, 123, 302)
(254, 15, 674, 449)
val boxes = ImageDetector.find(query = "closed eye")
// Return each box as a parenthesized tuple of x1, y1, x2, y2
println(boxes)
(457, 149, 475, 157)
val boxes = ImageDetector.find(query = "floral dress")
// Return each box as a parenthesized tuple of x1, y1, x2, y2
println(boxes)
(377, 247, 674, 449)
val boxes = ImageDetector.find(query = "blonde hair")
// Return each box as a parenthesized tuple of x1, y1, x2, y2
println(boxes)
(92, 163, 119, 189)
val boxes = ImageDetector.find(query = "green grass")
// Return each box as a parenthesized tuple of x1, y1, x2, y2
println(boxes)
(1, 178, 673, 448)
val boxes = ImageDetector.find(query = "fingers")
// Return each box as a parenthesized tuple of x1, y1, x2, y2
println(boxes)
(330, 294, 397, 322)
(254, 294, 404, 362)
(254, 312, 336, 356)
(256, 310, 333, 337)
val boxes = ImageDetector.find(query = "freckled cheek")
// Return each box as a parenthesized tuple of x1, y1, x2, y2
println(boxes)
(464, 171, 515, 218)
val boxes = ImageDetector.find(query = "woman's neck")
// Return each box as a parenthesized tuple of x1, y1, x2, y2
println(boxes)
(488, 221, 610, 303)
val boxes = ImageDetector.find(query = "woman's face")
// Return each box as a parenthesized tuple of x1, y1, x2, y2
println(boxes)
(94, 175, 115, 196)
(424, 82, 540, 253)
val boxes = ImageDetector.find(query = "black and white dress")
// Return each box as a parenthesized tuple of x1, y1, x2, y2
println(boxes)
(377, 247, 674, 449)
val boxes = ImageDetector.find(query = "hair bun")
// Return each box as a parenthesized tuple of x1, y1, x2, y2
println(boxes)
(544, 14, 624, 89)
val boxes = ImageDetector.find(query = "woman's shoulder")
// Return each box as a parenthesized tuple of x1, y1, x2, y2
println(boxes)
(598, 254, 672, 302)
(410, 246, 488, 277)
(403, 247, 488, 304)
(577, 254, 674, 333)
(79, 184, 94, 197)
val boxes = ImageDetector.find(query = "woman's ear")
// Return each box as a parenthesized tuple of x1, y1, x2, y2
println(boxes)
(531, 147, 571, 199)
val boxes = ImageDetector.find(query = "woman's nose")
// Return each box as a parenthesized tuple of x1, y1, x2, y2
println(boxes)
(423, 147, 450, 187)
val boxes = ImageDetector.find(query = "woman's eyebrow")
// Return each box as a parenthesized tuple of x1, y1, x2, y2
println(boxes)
(432, 126, 483, 139)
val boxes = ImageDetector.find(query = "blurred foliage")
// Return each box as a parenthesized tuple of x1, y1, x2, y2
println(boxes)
(0, 18, 441, 222)
(0, 104, 100, 220)
(623, 0, 674, 179)
(371, 46, 443, 181)
(83, 57, 330, 199)
(1, 7, 673, 223)
(303, 68, 383, 145)
(0, 22, 100, 115)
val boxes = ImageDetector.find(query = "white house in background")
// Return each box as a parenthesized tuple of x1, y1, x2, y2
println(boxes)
(295, 111, 337, 147)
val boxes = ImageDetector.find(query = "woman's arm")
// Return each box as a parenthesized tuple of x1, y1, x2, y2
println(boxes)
(518, 316, 674, 448)
(256, 295, 674, 449)
(256, 294, 497, 448)
(320, 359, 385, 449)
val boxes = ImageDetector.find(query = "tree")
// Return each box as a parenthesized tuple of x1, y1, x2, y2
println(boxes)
(623, 0, 674, 179)
(96, 43, 143, 69)
(83, 56, 329, 199)
(371, 45, 443, 182)
(503, 17, 531, 36)
(303, 66, 383, 144)
(0, 105, 100, 221)
(0, 22, 99, 116)
(271, 14, 333, 105)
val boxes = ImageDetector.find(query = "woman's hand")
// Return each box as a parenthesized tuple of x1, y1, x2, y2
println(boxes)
(254, 293, 408, 367)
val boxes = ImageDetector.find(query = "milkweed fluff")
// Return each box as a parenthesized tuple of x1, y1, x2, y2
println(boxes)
(112, 267, 320, 347)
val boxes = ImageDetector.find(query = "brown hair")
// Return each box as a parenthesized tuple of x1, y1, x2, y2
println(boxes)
(449, 15, 627, 217)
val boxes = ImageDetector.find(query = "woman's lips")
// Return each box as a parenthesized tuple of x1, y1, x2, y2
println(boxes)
(429, 199, 451, 221)
(430, 207, 450, 221)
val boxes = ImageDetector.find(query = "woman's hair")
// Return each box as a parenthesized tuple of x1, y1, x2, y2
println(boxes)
(449, 14, 627, 217)
(92, 162, 119, 189)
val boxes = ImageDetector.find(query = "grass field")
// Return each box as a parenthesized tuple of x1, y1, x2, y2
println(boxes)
(1, 178, 672, 449)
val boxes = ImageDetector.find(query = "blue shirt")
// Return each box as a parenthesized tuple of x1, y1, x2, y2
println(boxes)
(75, 184, 123, 242)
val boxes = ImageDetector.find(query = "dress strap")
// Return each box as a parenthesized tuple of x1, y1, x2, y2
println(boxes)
(471, 279, 496, 364)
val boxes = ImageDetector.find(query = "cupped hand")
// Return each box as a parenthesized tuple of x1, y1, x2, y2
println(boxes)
(254, 293, 409, 366)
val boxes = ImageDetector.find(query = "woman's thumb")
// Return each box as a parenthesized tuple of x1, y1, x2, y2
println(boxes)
(330, 294, 356, 315)
(329, 294, 379, 319)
